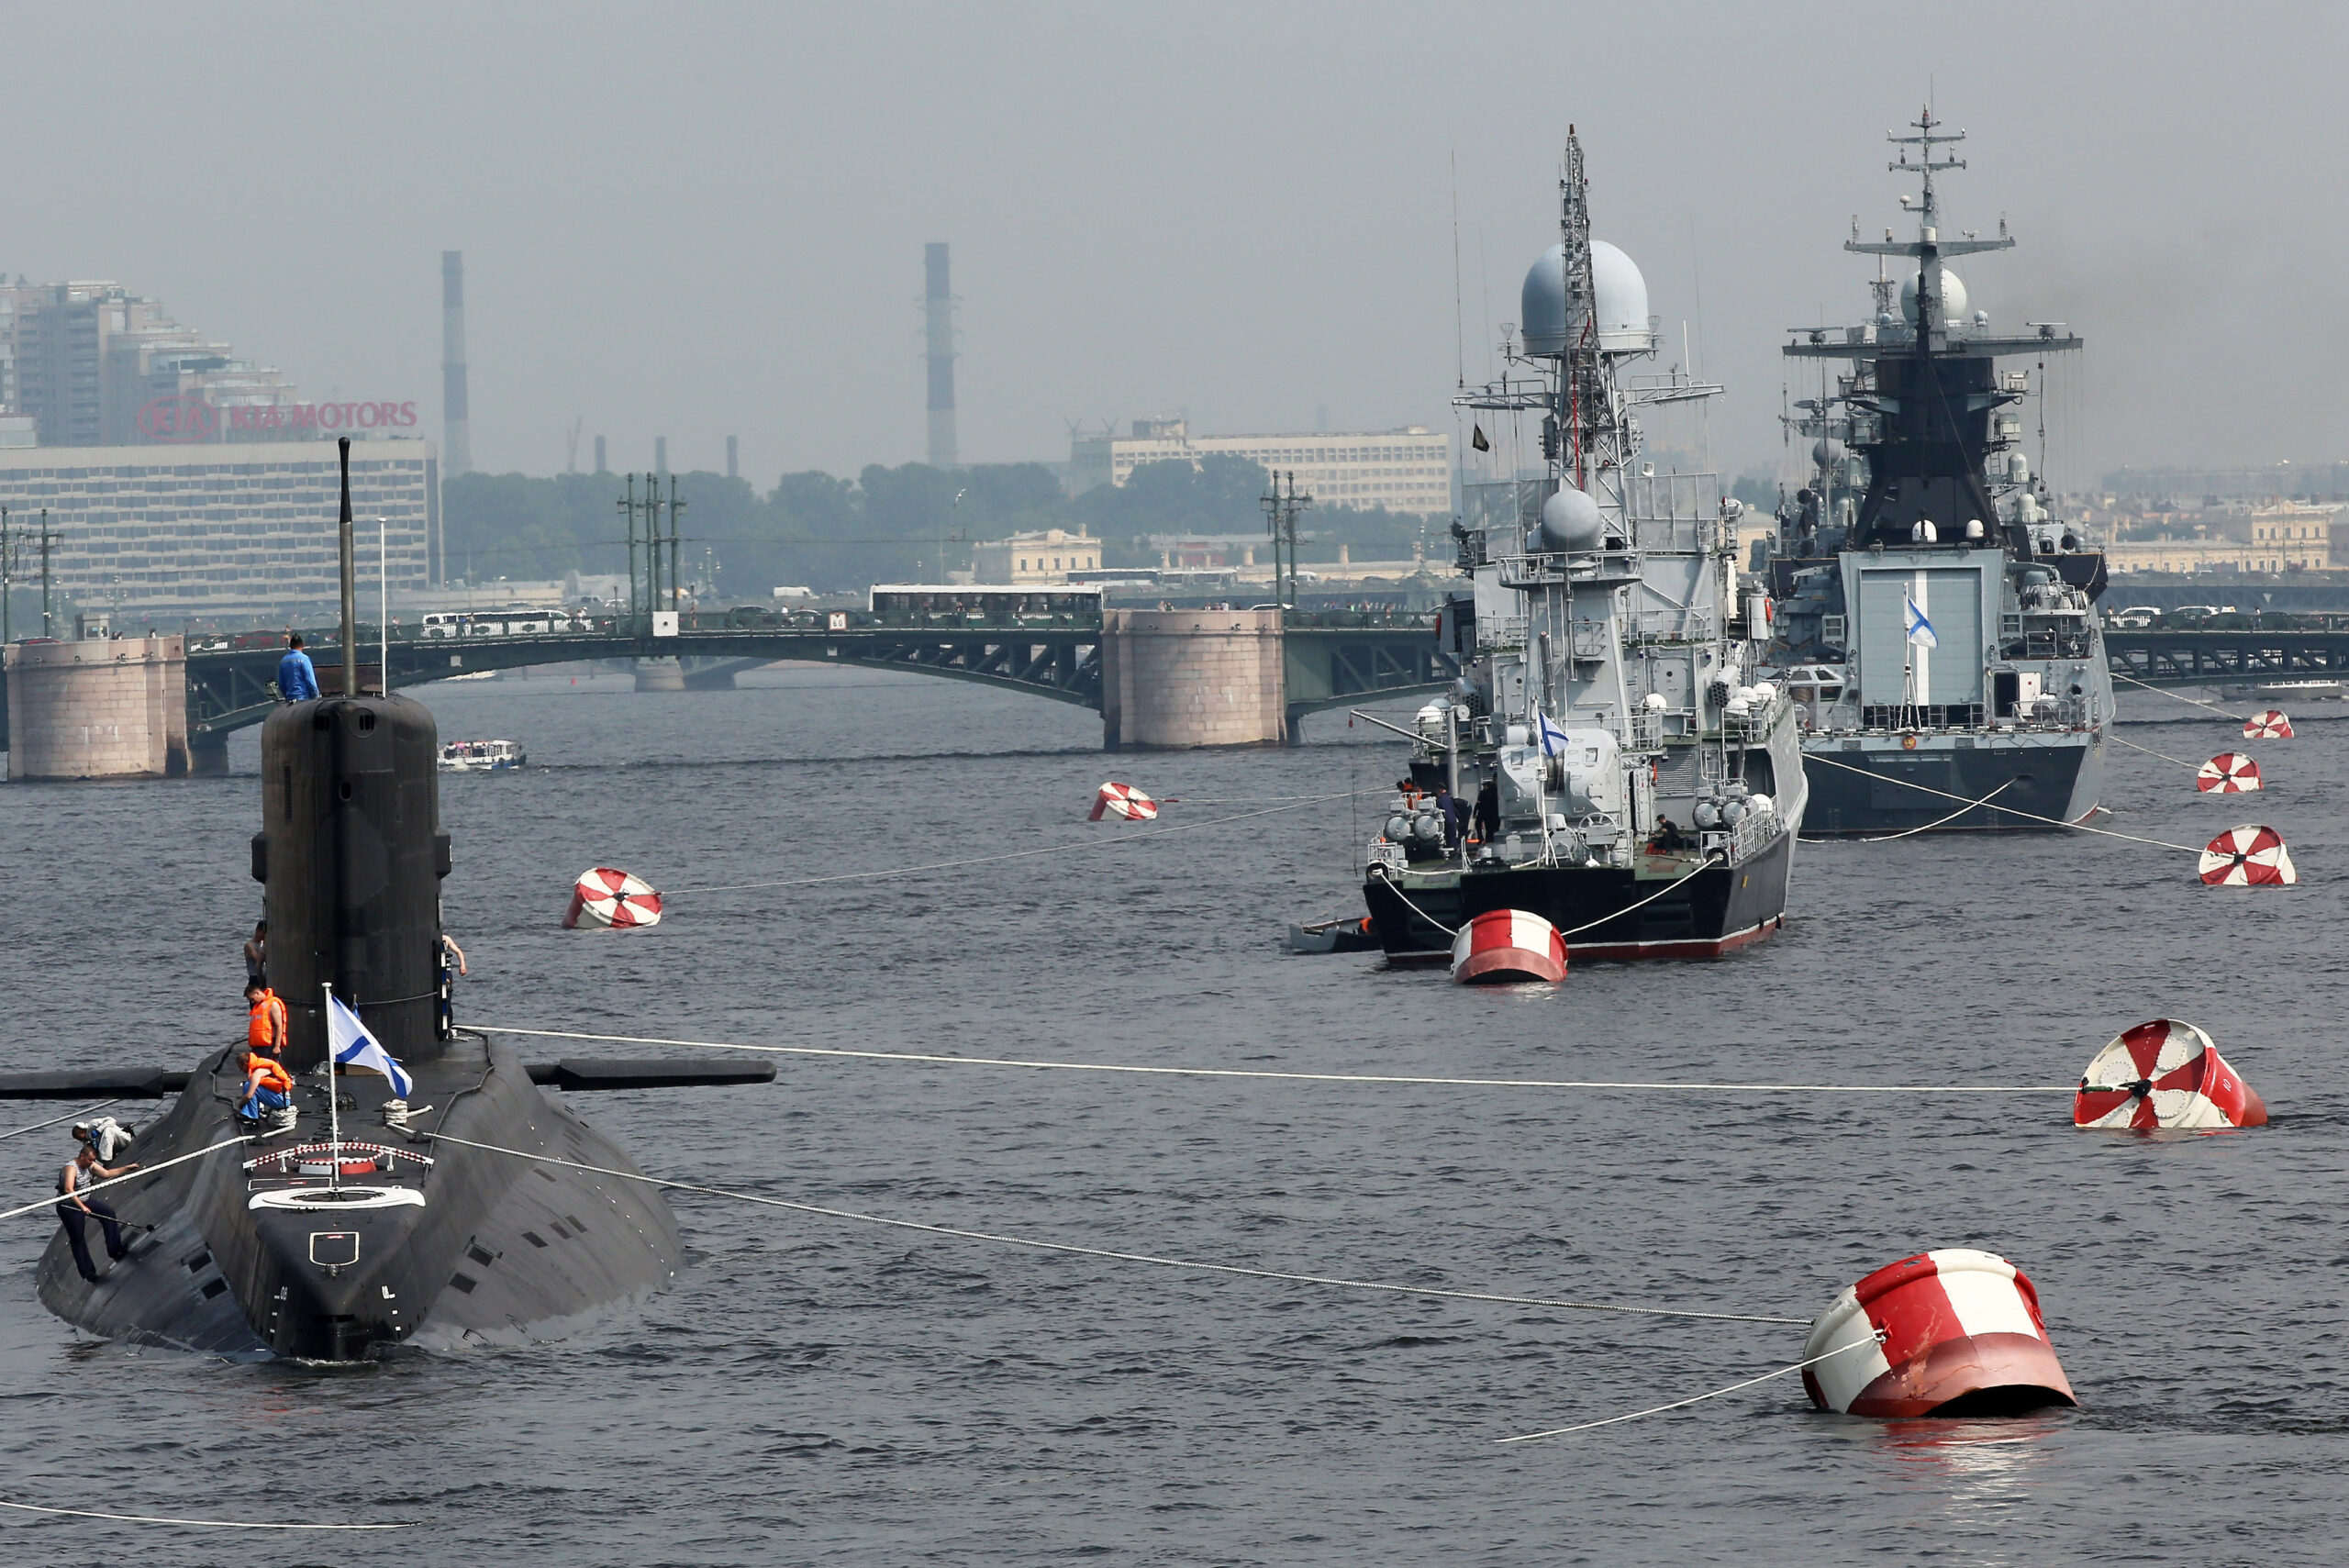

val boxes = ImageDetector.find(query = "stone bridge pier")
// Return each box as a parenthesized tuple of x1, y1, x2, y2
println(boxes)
(1101, 607, 1286, 750)
(4, 635, 191, 781)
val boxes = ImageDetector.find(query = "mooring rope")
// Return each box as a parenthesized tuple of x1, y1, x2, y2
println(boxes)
(0, 1497, 411, 1530)
(2110, 669, 2243, 718)
(0, 1101, 122, 1144)
(1801, 780, 2014, 844)
(426, 1131, 1808, 1325)
(0, 1137, 251, 1224)
(2106, 731, 2203, 771)
(1495, 1334, 1885, 1443)
(1366, 848, 1724, 943)
(1802, 751, 2197, 852)
(667, 790, 1364, 894)
(471, 1025, 2075, 1095)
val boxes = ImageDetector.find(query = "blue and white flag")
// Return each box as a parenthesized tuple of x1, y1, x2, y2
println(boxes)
(1904, 595, 1939, 649)
(327, 993, 414, 1098)
(1537, 710, 1574, 756)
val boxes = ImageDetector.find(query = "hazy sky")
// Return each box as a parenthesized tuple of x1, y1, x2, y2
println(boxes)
(11, 3, 2344, 489)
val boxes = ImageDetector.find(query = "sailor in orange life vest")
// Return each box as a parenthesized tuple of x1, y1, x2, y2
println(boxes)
(244, 979, 288, 1059)
(56, 1142, 140, 1282)
(238, 1049, 296, 1125)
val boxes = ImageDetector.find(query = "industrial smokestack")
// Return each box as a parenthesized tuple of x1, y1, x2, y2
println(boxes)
(655, 436, 667, 478)
(441, 251, 472, 476)
(924, 242, 958, 469)
(727, 434, 739, 480)
(594, 435, 607, 474)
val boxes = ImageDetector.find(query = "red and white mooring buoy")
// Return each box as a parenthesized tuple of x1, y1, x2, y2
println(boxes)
(563, 867, 664, 929)
(2199, 825, 2296, 885)
(2196, 752, 2262, 793)
(1449, 908, 1567, 984)
(2074, 1018, 2267, 1130)
(2243, 709, 2294, 740)
(1803, 1249, 2076, 1418)
(1090, 782, 1158, 821)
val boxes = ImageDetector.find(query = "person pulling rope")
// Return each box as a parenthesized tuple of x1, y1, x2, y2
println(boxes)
(426, 1130, 1808, 1326)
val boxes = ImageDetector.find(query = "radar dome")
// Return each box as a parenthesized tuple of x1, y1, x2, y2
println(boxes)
(1520, 240, 1653, 356)
(1811, 439, 1845, 471)
(1536, 484, 1605, 551)
(1898, 267, 1969, 327)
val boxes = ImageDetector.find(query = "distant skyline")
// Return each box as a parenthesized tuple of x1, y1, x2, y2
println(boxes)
(8, 3, 2344, 487)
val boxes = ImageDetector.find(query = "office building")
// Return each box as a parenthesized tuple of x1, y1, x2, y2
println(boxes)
(969, 527, 1100, 584)
(1068, 417, 1451, 513)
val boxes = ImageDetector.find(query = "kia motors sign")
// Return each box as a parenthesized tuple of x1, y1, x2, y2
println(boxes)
(138, 394, 217, 443)
(136, 395, 420, 443)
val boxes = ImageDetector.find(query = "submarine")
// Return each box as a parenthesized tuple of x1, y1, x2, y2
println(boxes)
(7, 439, 768, 1360)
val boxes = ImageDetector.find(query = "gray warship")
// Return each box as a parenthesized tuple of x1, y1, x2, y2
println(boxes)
(1361, 128, 1808, 960)
(6, 440, 765, 1359)
(1764, 107, 2110, 835)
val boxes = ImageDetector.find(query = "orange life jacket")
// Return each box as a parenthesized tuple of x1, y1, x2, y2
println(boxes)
(248, 991, 288, 1053)
(245, 1052, 294, 1095)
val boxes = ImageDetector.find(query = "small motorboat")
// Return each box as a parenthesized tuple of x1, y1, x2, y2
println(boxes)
(438, 739, 526, 773)
(1287, 915, 1380, 954)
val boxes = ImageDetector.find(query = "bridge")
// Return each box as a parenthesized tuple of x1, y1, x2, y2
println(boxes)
(2102, 627, 2349, 688)
(0, 607, 1463, 773)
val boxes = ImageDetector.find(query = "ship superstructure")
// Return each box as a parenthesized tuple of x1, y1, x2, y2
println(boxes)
(1766, 108, 2110, 834)
(1360, 129, 1807, 960)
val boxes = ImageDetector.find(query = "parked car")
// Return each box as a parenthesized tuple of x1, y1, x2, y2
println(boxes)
(2108, 605, 2161, 628)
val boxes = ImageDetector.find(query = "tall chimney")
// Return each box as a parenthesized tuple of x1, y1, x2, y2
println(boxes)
(594, 435, 607, 474)
(924, 242, 958, 469)
(655, 436, 668, 478)
(441, 251, 472, 476)
(727, 434, 739, 480)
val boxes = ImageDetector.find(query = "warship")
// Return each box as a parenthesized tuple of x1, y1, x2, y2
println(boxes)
(1765, 108, 2110, 835)
(1359, 128, 1808, 961)
(6, 440, 766, 1360)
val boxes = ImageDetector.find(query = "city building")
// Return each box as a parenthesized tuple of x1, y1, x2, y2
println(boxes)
(0, 438, 439, 623)
(2248, 499, 2338, 571)
(2102, 499, 2341, 575)
(1067, 417, 1451, 514)
(968, 527, 1099, 584)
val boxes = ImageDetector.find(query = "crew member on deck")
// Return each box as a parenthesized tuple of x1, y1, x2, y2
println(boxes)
(56, 1143, 140, 1283)
(243, 919, 268, 987)
(245, 981, 288, 1059)
(277, 634, 319, 702)
(1474, 778, 1501, 845)
(238, 1050, 296, 1125)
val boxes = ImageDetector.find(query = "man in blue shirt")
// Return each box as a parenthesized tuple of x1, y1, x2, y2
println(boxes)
(277, 634, 319, 702)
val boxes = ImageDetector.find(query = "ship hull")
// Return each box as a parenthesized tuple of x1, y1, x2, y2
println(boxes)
(1798, 728, 2102, 837)
(36, 1035, 681, 1360)
(1362, 828, 1796, 963)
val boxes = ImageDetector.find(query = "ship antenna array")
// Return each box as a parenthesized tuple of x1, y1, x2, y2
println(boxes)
(1887, 104, 1966, 226)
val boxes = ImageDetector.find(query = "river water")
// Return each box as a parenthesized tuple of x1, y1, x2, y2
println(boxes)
(2, 666, 2343, 1564)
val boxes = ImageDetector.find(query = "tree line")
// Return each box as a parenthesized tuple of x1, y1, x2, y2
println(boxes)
(441, 457, 1441, 600)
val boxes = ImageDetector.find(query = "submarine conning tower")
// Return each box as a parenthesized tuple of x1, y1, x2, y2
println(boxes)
(251, 693, 451, 1072)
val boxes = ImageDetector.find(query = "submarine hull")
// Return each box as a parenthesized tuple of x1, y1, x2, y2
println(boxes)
(37, 1033, 682, 1359)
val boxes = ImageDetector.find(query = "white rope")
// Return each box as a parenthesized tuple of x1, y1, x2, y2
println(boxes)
(1801, 780, 2014, 844)
(1495, 1334, 1884, 1443)
(0, 1497, 411, 1530)
(2111, 669, 2241, 718)
(1555, 851, 1722, 937)
(0, 1136, 251, 1223)
(667, 791, 1363, 894)
(1804, 751, 2196, 852)
(427, 1131, 1808, 1325)
(2106, 731, 2202, 771)
(0, 1100, 121, 1143)
(1368, 848, 1725, 943)
(471, 1025, 2074, 1095)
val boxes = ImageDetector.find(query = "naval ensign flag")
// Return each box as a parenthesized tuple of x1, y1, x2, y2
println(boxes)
(327, 994, 415, 1098)
(1904, 595, 1939, 649)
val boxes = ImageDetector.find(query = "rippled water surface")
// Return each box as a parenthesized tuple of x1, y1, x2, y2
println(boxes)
(3, 666, 2345, 1565)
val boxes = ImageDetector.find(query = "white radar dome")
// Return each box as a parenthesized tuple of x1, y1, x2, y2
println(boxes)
(1898, 267, 1969, 327)
(1520, 240, 1653, 356)
(1811, 439, 1845, 471)
(1536, 484, 1606, 552)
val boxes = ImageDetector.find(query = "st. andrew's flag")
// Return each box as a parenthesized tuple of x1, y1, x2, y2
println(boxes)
(1537, 709, 1574, 756)
(1904, 595, 1939, 649)
(327, 993, 415, 1098)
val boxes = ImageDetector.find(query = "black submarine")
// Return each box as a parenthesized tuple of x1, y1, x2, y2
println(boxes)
(6, 439, 767, 1360)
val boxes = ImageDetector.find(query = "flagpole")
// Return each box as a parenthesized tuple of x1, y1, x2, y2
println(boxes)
(322, 984, 341, 1192)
